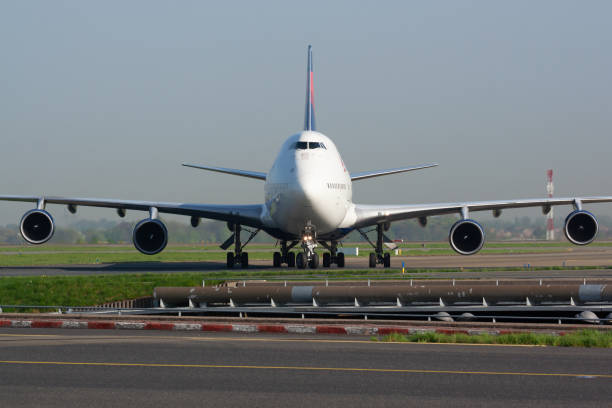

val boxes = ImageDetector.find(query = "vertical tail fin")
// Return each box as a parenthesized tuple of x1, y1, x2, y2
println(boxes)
(304, 45, 316, 131)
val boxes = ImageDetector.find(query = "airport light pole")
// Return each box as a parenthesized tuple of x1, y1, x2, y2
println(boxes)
(546, 169, 554, 240)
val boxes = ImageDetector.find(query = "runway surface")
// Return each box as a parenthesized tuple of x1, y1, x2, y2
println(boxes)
(0, 328, 609, 407)
(1, 245, 612, 278)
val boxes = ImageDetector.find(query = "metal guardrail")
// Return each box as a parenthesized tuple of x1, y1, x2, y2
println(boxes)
(1, 303, 611, 324)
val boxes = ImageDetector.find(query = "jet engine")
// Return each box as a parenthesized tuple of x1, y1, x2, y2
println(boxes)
(20, 209, 55, 244)
(132, 218, 168, 255)
(449, 219, 485, 255)
(564, 210, 598, 245)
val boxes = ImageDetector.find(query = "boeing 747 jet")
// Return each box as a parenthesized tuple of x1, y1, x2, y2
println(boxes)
(2, 46, 611, 269)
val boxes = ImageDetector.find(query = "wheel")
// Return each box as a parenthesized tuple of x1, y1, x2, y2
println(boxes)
(273, 251, 281, 267)
(369, 252, 376, 268)
(226, 252, 235, 268)
(241, 252, 249, 268)
(296, 252, 306, 269)
(309, 253, 319, 269)
(322, 252, 331, 267)
(383, 252, 391, 268)
(337, 252, 345, 268)
(287, 252, 296, 267)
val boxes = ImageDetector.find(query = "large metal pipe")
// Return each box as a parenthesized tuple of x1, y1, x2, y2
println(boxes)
(154, 282, 612, 307)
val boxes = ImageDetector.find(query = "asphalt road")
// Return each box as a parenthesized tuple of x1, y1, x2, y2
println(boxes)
(0, 329, 610, 407)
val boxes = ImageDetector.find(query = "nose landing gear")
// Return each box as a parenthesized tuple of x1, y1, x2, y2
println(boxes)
(273, 225, 348, 269)
(296, 225, 318, 269)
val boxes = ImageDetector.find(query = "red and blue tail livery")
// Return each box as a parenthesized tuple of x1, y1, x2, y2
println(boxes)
(304, 44, 315, 131)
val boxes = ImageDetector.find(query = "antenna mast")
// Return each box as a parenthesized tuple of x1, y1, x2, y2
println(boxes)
(546, 169, 554, 240)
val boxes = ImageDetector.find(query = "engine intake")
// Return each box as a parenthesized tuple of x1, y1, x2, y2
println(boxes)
(133, 218, 168, 255)
(449, 219, 485, 255)
(564, 210, 598, 245)
(20, 209, 55, 244)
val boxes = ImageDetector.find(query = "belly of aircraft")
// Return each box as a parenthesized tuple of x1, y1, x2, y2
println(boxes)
(270, 188, 346, 236)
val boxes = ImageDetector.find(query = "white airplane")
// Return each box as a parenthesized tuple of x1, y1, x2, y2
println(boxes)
(2, 45, 611, 269)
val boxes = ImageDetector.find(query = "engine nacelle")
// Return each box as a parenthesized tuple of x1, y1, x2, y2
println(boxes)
(132, 218, 168, 255)
(449, 219, 485, 255)
(564, 210, 598, 245)
(20, 209, 55, 244)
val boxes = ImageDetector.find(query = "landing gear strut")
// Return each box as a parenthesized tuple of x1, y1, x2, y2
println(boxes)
(273, 240, 298, 267)
(295, 224, 318, 269)
(319, 240, 345, 268)
(222, 222, 259, 269)
(358, 223, 393, 268)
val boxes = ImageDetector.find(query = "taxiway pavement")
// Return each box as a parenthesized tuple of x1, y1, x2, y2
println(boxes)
(1, 245, 612, 278)
(0, 328, 609, 407)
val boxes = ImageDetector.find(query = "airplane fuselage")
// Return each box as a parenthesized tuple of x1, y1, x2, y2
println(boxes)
(263, 131, 354, 239)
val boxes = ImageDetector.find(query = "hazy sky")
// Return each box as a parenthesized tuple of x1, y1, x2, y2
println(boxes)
(1, 1, 611, 226)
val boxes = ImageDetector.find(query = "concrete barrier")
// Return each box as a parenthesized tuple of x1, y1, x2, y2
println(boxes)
(0, 316, 601, 338)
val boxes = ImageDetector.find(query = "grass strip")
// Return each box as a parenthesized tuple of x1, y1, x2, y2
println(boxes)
(373, 330, 612, 348)
(0, 273, 219, 308)
(0, 251, 275, 266)
(1, 265, 610, 309)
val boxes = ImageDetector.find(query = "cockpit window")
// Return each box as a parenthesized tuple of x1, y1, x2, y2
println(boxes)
(308, 142, 326, 149)
(290, 141, 325, 150)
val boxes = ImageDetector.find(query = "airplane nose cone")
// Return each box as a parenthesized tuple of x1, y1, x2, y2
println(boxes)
(300, 180, 319, 207)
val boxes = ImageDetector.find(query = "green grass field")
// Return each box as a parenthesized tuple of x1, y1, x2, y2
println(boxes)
(0, 273, 213, 307)
(1, 264, 609, 309)
(373, 330, 612, 348)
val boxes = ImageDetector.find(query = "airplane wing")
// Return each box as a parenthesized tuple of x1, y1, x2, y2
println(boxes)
(353, 196, 612, 228)
(350, 163, 438, 181)
(182, 163, 267, 180)
(0, 195, 264, 228)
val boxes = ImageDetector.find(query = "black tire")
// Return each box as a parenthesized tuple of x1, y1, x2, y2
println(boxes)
(296, 253, 305, 269)
(337, 252, 345, 268)
(309, 253, 319, 269)
(322, 252, 331, 267)
(369, 252, 376, 268)
(241, 252, 249, 269)
(383, 252, 391, 268)
(287, 252, 296, 267)
(226, 252, 235, 268)
(273, 251, 281, 267)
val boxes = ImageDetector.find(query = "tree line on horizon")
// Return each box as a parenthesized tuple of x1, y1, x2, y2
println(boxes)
(1, 214, 611, 245)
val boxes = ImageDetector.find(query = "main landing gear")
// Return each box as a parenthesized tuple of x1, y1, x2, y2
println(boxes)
(273, 224, 346, 269)
(319, 240, 345, 268)
(222, 222, 259, 269)
(358, 223, 395, 268)
(273, 240, 345, 269)
(273, 240, 298, 267)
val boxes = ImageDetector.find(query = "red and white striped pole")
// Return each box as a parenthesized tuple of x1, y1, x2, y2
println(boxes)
(546, 169, 554, 240)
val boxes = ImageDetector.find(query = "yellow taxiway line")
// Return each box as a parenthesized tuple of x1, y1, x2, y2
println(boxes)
(0, 360, 610, 378)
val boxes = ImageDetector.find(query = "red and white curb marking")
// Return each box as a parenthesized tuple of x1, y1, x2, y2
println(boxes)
(0, 318, 565, 337)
